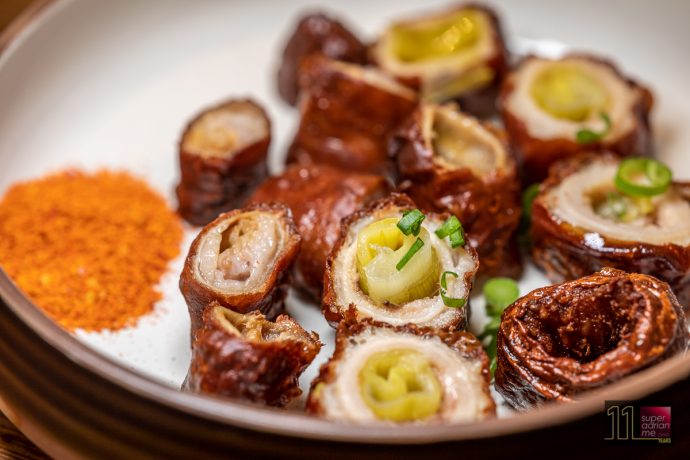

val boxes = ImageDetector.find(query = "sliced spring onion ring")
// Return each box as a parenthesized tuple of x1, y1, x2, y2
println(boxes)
(483, 277, 520, 316)
(396, 237, 424, 271)
(440, 271, 466, 308)
(449, 229, 465, 248)
(614, 157, 672, 197)
(522, 183, 540, 221)
(434, 215, 461, 238)
(397, 209, 425, 236)
(575, 112, 611, 145)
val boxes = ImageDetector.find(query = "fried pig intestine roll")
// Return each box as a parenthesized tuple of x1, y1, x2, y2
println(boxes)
(277, 13, 367, 106)
(370, 3, 508, 118)
(323, 194, 478, 330)
(184, 302, 321, 407)
(247, 164, 391, 297)
(180, 203, 301, 335)
(287, 56, 418, 176)
(495, 268, 689, 410)
(500, 54, 653, 184)
(531, 153, 690, 307)
(393, 103, 521, 280)
(176, 99, 271, 226)
(307, 319, 495, 424)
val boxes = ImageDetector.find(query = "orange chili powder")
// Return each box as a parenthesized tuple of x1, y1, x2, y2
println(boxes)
(0, 170, 183, 332)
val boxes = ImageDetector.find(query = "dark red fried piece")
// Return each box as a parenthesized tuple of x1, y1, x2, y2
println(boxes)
(500, 54, 653, 184)
(179, 203, 301, 336)
(184, 302, 321, 407)
(176, 99, 271, 225)
(287, 55, 418, 176)
(247, 164, 391, 297)
(277, 13, 367, 106)
(496, 268, 689, 410)
(393, 104, 522, 281)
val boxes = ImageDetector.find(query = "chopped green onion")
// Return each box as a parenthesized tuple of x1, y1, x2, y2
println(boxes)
(434, 215, 461, 238)
(614, 157, 672, 197)
(575, 112, 611, 144)
(522, 183, 540, 222)
(483, 277, 520, 316)
(440, 271, 466, 308)
(448, 229, 465, 248)
(396, 237, 424, 271)
(397, 209, 425, 236)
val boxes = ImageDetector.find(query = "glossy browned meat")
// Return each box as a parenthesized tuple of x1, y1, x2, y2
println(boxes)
(393, 105, 522, 281)
(184, 303, 321, 407)
(495, 268, 689, 410)
(247, 164, 391, 297)
(277, 13, 367, 106)
(500, 54, 654, 185)
(179, 203, 301, 336)
(176, 99, 270, 226)
(287, 56, 418, 176)
(531, 153, 690, 308)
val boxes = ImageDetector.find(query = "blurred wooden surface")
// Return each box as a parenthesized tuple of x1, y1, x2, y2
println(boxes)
(1, 2, 51, 457)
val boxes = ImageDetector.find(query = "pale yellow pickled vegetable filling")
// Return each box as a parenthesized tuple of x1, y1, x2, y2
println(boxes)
(390, 10, 483, 63)
(359, 349, 442, 422)
(530, 63, 609, 121)
(589, 186, 655, 223)
(356, 218, 439, 305)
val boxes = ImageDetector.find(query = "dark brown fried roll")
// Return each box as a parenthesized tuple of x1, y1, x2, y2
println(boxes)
(393, 103, 522, 281)
(370, 3, 508, 118)
(287, 56, 418, 176)
(247, 164, 391, 297)
(495, 268, 689, 410)
(531, 153, 690, 308)
(179, 203, 301, 335)
(184, 302, 322, 407)
(323, 193, 479, 330)
(176, 99, 271, 226)
(277, 13, 367, 106)
(307, 318, 495, 424)
(500, 54, 653, 184)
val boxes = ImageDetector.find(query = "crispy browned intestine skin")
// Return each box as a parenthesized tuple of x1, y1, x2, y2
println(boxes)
(287, 55, 418, 177)
(531, 153, 690, 308)
(322, 193, 479, 330)
(499, 54, 654, 185)
(179, 203, 301, 336)
(306, 315, 495, 418)
(495, 268, 689, 410)
(176, 99, 270, 226)
(184, 302, 321, 407)
(369, 3, 509, 119)
(392, 107, 522, 281)
(277, 13, 367, 106)
(247, 164, 391, 297)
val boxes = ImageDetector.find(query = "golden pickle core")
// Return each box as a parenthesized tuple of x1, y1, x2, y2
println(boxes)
(530, 63, 609, 121)
(356, 217, 439, 305)
(359, 349, 442, 422)
(390, 10, 483, 63)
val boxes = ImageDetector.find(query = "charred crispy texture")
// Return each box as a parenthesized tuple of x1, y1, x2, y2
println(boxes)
(277, 13, 367, 106)
(307, 317, 495, 423)
(176, 99, 271, 226)
(500, 54, 653, 184)
(287, 56, 418, 176)
(370, 3, 508, 118)
(247, 164, 391, 297)
(184, 303, 321, 407)
(531, 153, 690, 308)
(393, 104, 522, 281)
(179, 203, 301, 336)
(322, 193, 479, 330)
(495, 268, 689, 409)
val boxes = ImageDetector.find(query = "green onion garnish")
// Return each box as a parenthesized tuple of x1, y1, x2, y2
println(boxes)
(434, 215, 461, 238)
(440, 271, 466, 308)
(396, 237, 424, 271)
(522, 183, 540, 222)
(397, 209, 425, 236)
(614, 157, 672, 197)
(483, 277, 520, 317)
(448, 229, 465, 248)
(575, 112, 611, 145)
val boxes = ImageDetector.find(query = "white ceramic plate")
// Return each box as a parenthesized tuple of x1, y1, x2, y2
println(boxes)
(0, 0, 688, 416)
